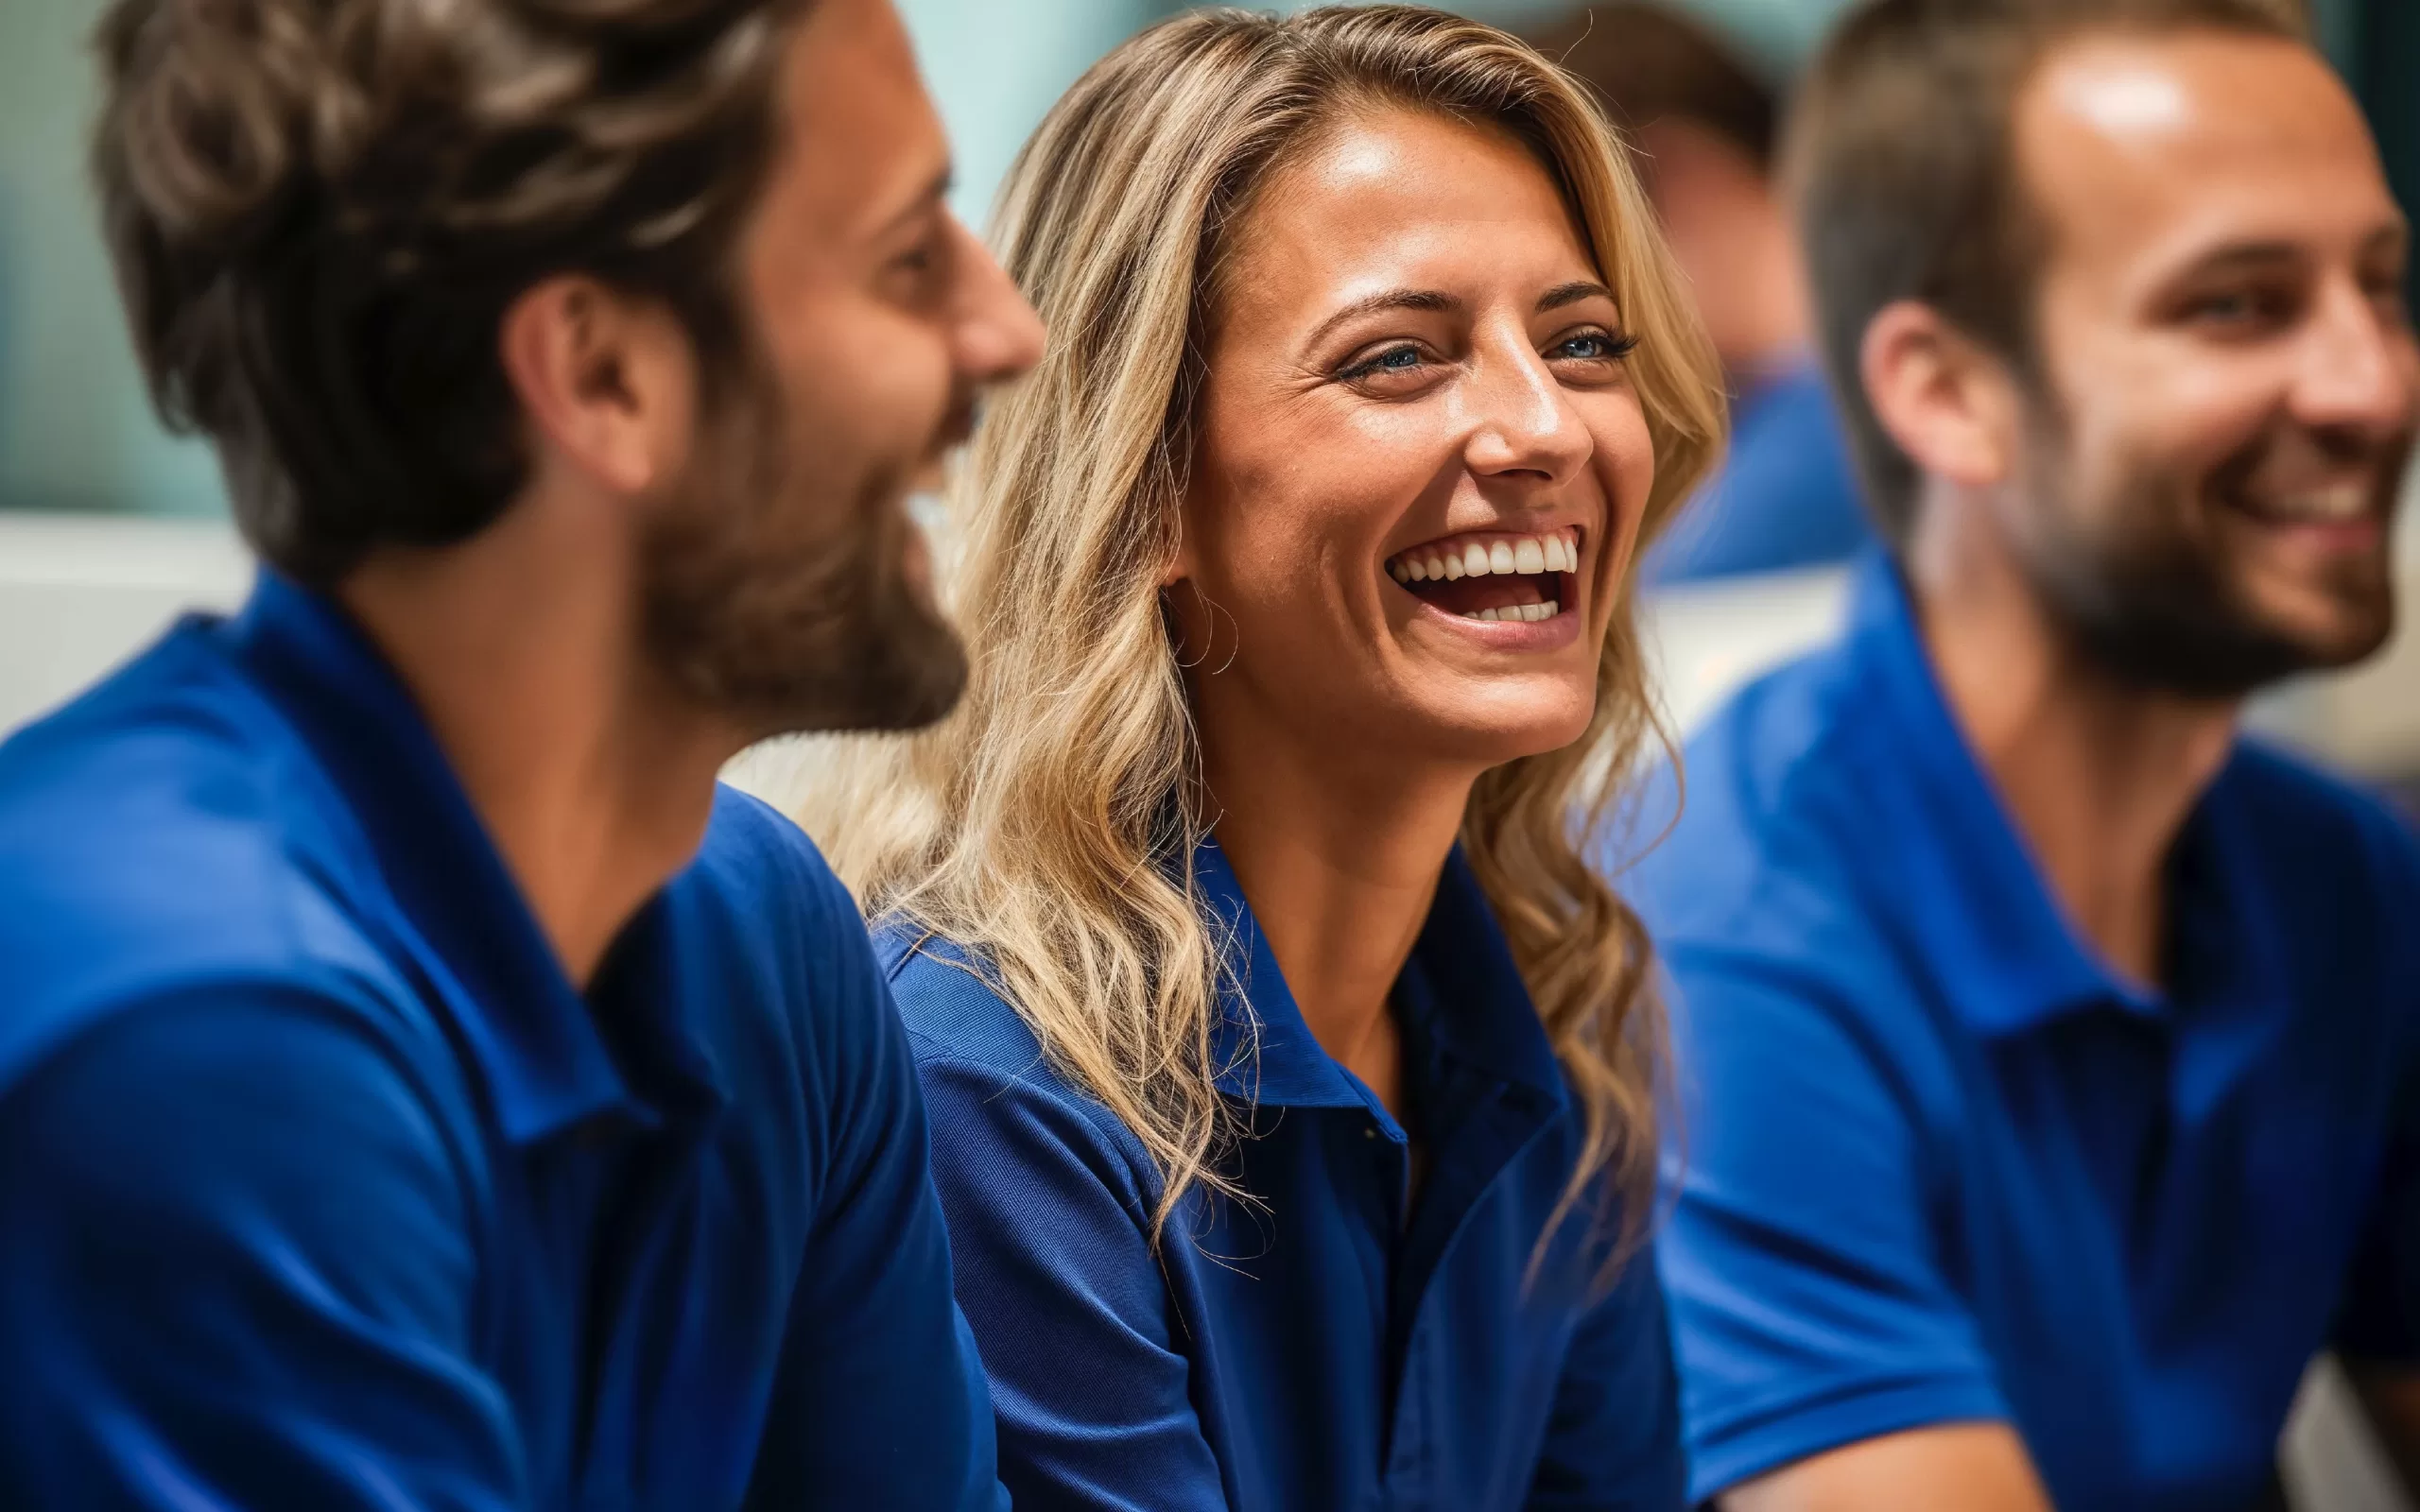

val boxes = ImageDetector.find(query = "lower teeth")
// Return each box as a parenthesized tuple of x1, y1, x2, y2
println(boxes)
(1464, 600, 1559, 623)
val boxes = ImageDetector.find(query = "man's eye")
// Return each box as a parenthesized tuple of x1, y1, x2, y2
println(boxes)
(2364, 273, 2411, 327)
(886, 231, 952, 300)
(2183, 287, 2291, 329)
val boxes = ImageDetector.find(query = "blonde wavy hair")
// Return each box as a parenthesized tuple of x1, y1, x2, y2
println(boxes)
(797, 5, 1724, 1245)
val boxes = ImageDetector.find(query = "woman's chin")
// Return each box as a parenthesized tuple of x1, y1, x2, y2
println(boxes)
(1391, 685, 1597, 768)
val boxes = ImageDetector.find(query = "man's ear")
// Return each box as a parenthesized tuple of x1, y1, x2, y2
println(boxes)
(498, 275, 697, 498)
(1859, 299, 2023, 491)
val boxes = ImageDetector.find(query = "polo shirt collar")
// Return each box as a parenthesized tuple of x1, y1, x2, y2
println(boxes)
(1841, 551, 2152, 1036)
(1397, 847, 1570, 1105)
(1196, 836, 1566, 1111)
(227, 572, 640, 1143)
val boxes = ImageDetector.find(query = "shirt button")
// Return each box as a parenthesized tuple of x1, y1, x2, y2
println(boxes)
(1363, 1124, 1377, 1140)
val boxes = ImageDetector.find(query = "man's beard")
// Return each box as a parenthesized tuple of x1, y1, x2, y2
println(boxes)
(2014, 417, 2401, 702)
(638, 366, 969, 738)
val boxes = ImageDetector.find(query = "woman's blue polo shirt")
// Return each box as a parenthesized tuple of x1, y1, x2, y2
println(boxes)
(0, 576, 1003, 1509)
(883, 840, 1686, 1511)
(1633, 552, 2420, 1509)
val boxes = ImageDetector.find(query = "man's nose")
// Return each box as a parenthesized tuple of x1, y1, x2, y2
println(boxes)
(951, 216, 1045, 387)
(2291, 276, 2418, 443)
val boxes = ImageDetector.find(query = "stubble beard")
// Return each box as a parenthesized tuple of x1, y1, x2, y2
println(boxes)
(2014, 409, 2401, 703)
(639, 364, 969, 740)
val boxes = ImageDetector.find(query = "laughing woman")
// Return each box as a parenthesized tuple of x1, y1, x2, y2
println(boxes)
(803, 7, 1721, 1508)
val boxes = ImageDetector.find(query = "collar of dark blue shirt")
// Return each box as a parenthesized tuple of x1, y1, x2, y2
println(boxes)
(1194, 837, 1567, 1114)
(226, 572, 717, 1143)
(1839, 550, 2282, 1038)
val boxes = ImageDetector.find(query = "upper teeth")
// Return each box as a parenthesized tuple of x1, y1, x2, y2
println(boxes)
(2265, 484, 2369, 523)
(1386, 527, 1580, 584)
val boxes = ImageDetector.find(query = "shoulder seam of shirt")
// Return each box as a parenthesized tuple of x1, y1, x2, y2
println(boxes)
(1660, 939, 1960, 1192)
(0, 633, 495, 1160)
(911, 1042, 1163, 1206)
(6, 972, 482, 1224)
(1661, 654, 1893, 898)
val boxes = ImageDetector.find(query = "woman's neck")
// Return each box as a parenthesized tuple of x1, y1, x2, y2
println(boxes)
(1198, 722, 1476, 1116)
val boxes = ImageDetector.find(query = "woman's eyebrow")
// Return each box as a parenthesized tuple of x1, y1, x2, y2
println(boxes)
(1537, 280, 1615, 313)
(1302, 288, 1459, 352)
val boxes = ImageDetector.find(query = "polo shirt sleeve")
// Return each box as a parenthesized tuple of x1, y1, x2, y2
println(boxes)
(1525, 1237, 1688, 1510)
(1656, 948, 2008, 1497)
(915, 1049, 1230, 1512)
(740, 881, 1006, 1512)
(0, 984, 527, 1509)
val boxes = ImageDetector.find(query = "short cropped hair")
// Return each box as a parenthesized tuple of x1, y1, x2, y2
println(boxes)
(1528, 4, 1776, 170)
(92, 0, 808, 583)
(1793, 0, 2310, 545)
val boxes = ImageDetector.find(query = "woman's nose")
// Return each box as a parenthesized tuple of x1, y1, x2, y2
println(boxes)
(1461, 339, 1592, 486)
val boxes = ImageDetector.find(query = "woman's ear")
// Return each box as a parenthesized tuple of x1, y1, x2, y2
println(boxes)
(1160, 492, 1198, 589)
(1161, 576, 1235, 677)
(1156, 484, 1204, 590)
(1160, 486, 1218, 665)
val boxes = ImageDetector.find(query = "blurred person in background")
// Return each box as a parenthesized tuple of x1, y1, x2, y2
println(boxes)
(0, 0, 1040, 1504)
(1530, 1, 1871, 583)
(1632, 0, 2420, 1506)
(799, 8, 1722, 1507)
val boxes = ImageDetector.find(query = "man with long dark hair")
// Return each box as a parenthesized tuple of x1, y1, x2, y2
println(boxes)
(0, 0, 1041, 1503)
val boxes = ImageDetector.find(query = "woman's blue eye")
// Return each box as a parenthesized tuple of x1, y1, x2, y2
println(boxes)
(1554, 331, 1637, 362)
(1341, 346, 1427, 382)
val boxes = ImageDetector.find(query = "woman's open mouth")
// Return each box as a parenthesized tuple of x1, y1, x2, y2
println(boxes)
(1383, 525, 1582, 623)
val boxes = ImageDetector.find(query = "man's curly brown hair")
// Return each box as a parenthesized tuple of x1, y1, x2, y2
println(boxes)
(93, 0, 808, 582)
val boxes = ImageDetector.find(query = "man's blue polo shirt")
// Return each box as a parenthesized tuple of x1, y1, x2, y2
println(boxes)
(0, 576, 1003, 1510)
(881, 840, 1685, 1511)
(1631, 552, 2420, 1509)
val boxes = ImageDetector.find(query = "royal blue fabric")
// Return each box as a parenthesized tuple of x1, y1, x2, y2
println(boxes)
(1633, 551, 2420, 1509)
(0, 575, 1003, 1511)
(1646, 359, 1872, 585)
(883, 840, 1685, 1511)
